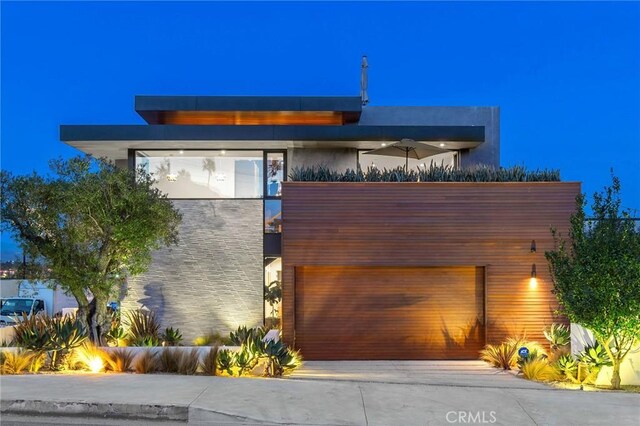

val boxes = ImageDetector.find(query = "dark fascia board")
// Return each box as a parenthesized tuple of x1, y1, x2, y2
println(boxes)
(135, 95, 363, 116)
(60, 124, 484, 142)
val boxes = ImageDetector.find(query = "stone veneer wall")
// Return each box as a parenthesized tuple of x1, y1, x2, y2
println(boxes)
(122, 200, 263, 341)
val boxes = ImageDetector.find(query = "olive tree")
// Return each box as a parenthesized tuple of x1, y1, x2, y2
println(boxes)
(1, 156, 182, 344)
(546, 176, 640, 389)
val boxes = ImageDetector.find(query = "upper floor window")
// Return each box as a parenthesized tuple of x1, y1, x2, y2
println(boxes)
(136, 150, 263, 199)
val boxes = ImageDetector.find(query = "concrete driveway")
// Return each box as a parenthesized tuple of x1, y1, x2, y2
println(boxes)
(291, 360, 547, 389)
(1, 362, 639, 425)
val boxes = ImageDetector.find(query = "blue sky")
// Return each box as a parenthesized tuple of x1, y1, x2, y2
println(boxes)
(1, 1, 639, 258)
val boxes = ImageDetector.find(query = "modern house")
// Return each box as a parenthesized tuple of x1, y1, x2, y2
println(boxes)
(60, 95, 579, 360)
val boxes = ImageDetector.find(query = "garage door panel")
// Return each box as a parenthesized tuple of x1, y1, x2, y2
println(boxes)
(295, 266, 485, 360)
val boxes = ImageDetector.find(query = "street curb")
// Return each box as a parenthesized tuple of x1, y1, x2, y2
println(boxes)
(1, 399, 189, 421)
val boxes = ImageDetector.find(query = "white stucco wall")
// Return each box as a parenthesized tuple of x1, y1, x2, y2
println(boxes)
(571, 323, 640, 386)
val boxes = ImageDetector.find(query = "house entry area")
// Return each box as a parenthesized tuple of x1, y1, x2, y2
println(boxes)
(294, 266, 485, 360)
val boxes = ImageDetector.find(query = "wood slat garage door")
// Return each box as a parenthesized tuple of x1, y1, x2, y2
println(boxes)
(295, 266, 485, 360)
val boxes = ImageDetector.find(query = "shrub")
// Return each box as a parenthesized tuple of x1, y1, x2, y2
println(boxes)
(12, 314, 87, 369)
(200, 347, 218, 376)
(289, 164, 561, 183)
(480, 341, 519, 370)
(124, 309, 160, 345)
(261, 340, 302, 377)
(177, 348, 200, 375)
(521, 359, 559, 382)
(229, 326, 266, 346)
(578, 342, 612, 367)
(161, 327, 183, 346)
(134, 350, 157, 374)
(516, 341, 548, 370)
(543, 324, 571, 350)
(105, 348, 135, 373)
(1, 350, 35, 375)
(194, 332, 231, 346)
(217, 349, 235, 376)
(159, 348, 180, 373)
(554, 354, 579, 381)
(129, 335, 161, 347)
(106, 326, 128, 347)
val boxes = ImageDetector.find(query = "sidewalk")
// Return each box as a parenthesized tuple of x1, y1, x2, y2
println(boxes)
(1, 371, 639, 425)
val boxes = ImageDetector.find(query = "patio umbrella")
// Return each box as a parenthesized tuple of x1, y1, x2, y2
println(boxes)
(360, 56, 369, 106)
(363, 139, 450, 170)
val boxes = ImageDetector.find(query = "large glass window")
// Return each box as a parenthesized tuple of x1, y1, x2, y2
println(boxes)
(266, 153, 284, 197)
(265, 200, 282, 233)
(136, 150, 263, 199)
(264, 257, 282, 328)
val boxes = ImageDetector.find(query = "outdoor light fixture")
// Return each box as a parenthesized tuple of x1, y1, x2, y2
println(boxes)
(439, 143, 446, 147)
(220, 150, 226, 155)
(530, 264, 538, 289)
(179, 150, 184, 154)
(530, 240, 537, 253)
(381, 143, 387, 147)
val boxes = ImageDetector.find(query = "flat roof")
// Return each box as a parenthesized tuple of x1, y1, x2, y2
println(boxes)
(135, 96, 363, 124)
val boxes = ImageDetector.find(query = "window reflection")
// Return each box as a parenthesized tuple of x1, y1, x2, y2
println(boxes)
(136, 150, 263, 199)
(266, 153, 284, 197)
(265, 200, 282, 233)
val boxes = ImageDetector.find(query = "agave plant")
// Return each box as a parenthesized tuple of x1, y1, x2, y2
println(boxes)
(554, 354, 578, 380)
(543, 324, 571, 351)
(161, 327, 183, 346)
(578, 343, 612, 367)
(216, 349, 235, 376)
(129, 335, 161, 347)
(234, 346, 258, 376)
(229, 326, 266, 346)
(106, 326, 128, 347)
(261, 340, 302, 377)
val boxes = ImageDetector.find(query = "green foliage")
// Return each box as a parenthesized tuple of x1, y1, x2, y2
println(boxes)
(520, 359, 559, 382)
(543, 324, 571, 350)
(200, 346, 218, 376)
(0, 156, 182, 344)
(229, 325, 266, 346)
(125, 309, 161, 346)
(106, 326, 128, 347)
(161, 327, 183, 346)
(264, 280, 282, 320)
(134, 350, 158, 374)
(12, 314, 87, 369)
(578, 343, 613, 368)
(554, 354, 579, 379)
(545, 175, 640, 389)
(193, 332, 231, 346)
(216, 349, 235, 376)
(289, 164, 560, 183)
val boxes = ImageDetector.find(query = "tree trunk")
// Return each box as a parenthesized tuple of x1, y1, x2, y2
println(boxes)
(611, 360, 622, 390)
(87, 295, 112, 345)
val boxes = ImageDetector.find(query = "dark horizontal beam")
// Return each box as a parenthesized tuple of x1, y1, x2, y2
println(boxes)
(60, 124, 485, 142)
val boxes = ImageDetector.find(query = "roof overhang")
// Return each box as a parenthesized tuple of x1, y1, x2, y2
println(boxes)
(135, 96, 363, 124)
(60, 124, 485, 160)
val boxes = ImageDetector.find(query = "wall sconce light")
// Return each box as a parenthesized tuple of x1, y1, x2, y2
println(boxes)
(530, 240, 536, 253)
(531, 263, 537, 278)
(529, 263, 538, 289)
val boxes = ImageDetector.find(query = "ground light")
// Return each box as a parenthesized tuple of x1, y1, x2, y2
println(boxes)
(88, 356, 104, 373)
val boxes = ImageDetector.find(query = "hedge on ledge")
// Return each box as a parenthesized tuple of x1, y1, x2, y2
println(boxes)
(289, 164, 561, 183)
